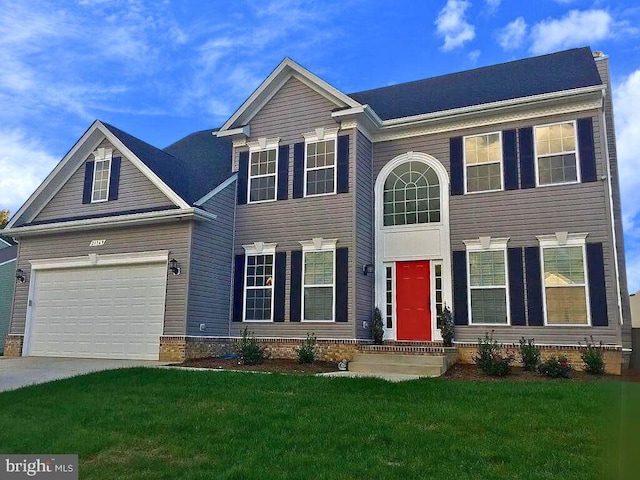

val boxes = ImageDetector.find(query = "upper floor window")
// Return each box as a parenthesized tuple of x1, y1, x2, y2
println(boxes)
(383, 161, 440, 226)
(464, 133, 502, 193)
(306, 139, 336, 196)
(249, 149, 277, 202)
(91, 149, 112, 203)
(535, 121, 579, 186)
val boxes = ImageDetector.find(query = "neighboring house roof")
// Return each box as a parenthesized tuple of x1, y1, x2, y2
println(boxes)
(0, 245, 17, 265)
(102, 123, 232, 205)
(348, 47, 602, 121)
(0, 235, 16, 248)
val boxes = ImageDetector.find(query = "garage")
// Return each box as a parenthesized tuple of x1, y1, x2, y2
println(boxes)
(24, 257, 167, 360)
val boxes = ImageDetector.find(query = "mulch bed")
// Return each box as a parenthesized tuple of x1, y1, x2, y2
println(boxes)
(175, 357, 339, 374)
(444, 362, 625, 382)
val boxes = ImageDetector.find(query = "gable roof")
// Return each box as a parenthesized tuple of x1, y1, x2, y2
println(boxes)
(348, 47, 602, 121)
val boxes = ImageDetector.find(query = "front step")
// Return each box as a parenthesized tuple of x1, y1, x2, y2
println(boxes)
(348, 353, 452, 378)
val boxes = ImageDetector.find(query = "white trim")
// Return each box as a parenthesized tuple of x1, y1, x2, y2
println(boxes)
(303, 131, 338, 198)
(0, 237, 12, 247)
(242, 243, 277, 323)
(534, 120, 581, 187)
(3, 208, 199, 237)
(219, 58, 360, 132)
(215, 125, 250, 138)
(300, 238, 337, 322)
(194, 174, 238, 206)
(29, 250, 170, 271)
(0, 258, 16, 267)
(463, 131, 504, 194)
(247, 138, 279, 204)
(464, 239, 511, 326)
(538, 235, 591, 327)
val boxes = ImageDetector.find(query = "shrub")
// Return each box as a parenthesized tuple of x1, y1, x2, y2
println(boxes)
(371, 307, 384, 345)
(518, 337, 541, 371)
(234, 328, 266, 365)
(580, 336, 606, 375)
(474, 331, 514, 377)
(538, 356, 572, 378)
(297, 333, 317, 364)
(438, 306, 455, 347)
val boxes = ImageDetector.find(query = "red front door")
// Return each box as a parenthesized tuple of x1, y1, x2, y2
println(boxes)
(396, 260, 432, 341)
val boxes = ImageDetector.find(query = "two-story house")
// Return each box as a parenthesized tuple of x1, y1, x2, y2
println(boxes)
(2, 47, 632, 373)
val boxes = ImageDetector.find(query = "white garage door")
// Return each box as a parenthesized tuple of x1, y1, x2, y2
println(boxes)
(26, 262, 167, 360)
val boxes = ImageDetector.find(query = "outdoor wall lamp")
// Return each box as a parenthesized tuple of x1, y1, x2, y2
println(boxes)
(15, 269, 25, 283)
(362, 264, 374, 276)
(169, 258, 181, 276)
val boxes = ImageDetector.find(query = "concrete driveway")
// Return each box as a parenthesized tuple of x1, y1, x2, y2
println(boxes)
(0, 357, 166, 392)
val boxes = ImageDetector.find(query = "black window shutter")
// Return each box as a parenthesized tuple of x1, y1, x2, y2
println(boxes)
(293, 143, 305, 199)
(277, 145, 289, 200)
(108, 157, 121, 201)
(578, 118, 597, 183)
(507, 247, 526, 325)
(290, 250, 303, 321)
(82, 161, 95, 204)
(519, 127, 536, 189)
(335, 247, 349, 322)
(273, 252, 287, 322)
(450, 137, 464, 196)
(232, 254, 245, 322)
(452, 251, 468, 325)
(237, 151, 249, 205)
(587, 242, 608, 326)
(337, 135, 350, 194)
(503, 130, 518, 190)
(525, 246, 544, 326)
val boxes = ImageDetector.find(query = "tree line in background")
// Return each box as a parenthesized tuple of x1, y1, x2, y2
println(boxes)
(0, 210, 10, 228)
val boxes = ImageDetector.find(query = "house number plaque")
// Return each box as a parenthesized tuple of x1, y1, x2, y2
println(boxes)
(89, 239, 106, 247)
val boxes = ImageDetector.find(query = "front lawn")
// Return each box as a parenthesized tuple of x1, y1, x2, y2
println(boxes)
(0, 369, 637, 479)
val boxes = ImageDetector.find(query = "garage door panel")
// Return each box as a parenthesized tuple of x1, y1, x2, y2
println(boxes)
(27, 262, 167, 360)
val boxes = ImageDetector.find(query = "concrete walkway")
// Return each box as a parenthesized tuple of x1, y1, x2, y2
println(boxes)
(0, 357, 167, 392)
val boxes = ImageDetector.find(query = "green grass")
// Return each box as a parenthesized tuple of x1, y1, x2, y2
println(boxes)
(0, 369, 638, 480)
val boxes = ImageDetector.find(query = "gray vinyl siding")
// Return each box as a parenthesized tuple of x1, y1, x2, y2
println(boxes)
(355, 130, 374, 339)
(232, 77, 356, 338)
(35, 139, 174, 222)
(10, 221, 191, 336)
(187, 180, 237, 336)
(0, 259, 16, 353)
(374, 110, 622, 346)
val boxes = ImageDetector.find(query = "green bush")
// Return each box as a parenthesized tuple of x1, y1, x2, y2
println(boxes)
(438, 306, 455, 347)
(538, 356, 572, 378)
(518, 337, 541, 371)
(580, 336, 605, 375)
(234, 328, 266, 365)
(297, 333, 317, 364)
(371, 307, 384, 345)
(474, 332, 514, 376)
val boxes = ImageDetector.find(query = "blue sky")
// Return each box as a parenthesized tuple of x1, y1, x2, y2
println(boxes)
(1, 0, 640, 291)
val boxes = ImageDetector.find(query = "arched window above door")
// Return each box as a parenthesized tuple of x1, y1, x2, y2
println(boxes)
(383, 161, 441, 226)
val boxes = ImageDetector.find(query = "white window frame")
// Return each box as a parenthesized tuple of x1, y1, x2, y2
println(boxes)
(464, 237, 511, 326)
(242, 242, 278, 322)
(303, 127, 339, 198)
(463, 131, 504, 194)
(247, 138, 279, 204)
(534, 120, 581, 187)
(384, 262, 395, 332)
(299, 237, 337, 322)
(537, 233, 591, 327)
(91, 147, 113, 203)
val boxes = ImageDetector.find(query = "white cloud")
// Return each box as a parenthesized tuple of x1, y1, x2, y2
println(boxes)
(435, 0, 476, 51)
(0, 129, 58, 216)
(468, 50, 481, 62)
(613, 69, 640, 292)
(496, 17, 527, 50)
(529, 10, 612, 55)
(485, 0, 501, 13)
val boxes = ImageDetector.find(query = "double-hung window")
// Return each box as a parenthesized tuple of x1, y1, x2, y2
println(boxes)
(539, 234, 589, 325)
(300, 239, 337, 321)
(248, 141, 278, 203)
(91, 148, 112, 202)
(243, 243, 277, 322)
(465, 238, 510, 325)
(464, 132, 503, 193)
(304, 127, 338, 197)
(535, 121, 579, 186)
